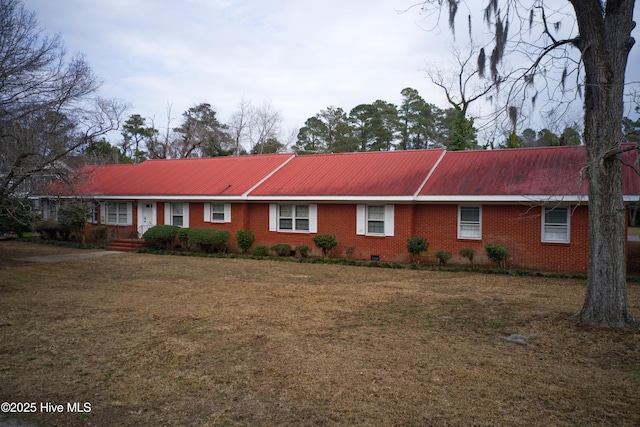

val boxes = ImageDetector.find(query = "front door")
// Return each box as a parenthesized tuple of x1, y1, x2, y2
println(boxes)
(137, 202, 156, 236)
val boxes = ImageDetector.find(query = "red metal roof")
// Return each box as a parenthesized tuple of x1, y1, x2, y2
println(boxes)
(37, 164, 135, 196)
(42, 154, 294, 197)
(248, 150, 446, 197)
(419, 145, 640, 197)
(38, 146, 640, 200)
(420, 146, 588, 196)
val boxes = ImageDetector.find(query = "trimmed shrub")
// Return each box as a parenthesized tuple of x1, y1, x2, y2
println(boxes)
(58, 202, 91, 243)
(252, 245, 269, 257)
(236, 229, 256, 253)
(485, 243, 509, 268)
(295, 245, 310, 258)
(90, 225, 108, 244)
(187, 228, 230, 253)
(271, 243, 292, 257)
(407, 237, 429, 264)
(177, 228, 190, 250)
(33, 220, 61, 240)
(434, 250, 452, 265)
(143, 225, 180, 249)
(312, 234, 337, 258)
(460, 248, 476, 265)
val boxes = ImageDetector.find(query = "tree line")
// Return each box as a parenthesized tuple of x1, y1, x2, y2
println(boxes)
(94, 85, 639, 165)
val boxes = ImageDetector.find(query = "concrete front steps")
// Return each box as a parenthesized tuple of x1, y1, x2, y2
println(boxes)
(106, 238, 147, 252)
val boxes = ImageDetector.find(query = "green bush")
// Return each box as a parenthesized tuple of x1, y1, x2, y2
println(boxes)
(252, 245, 269, 257)
(33, 220, 62, 240)
(187, 228, 230, 253)
(271, 243, 292, 257)
(460, 248, 476, 265)
(90, 225, 108, 243)
(485, 244, 509, 268)
(295, 245, 310, 257)
(58, 202, 91, 243)
(236, 229, 256, 253)
(434, 250, 452, 265)
(176, 228, 190, 251)
(407, 237, 429, 264)
(312, 234, 337, 258)
(143, 225, 180, 249)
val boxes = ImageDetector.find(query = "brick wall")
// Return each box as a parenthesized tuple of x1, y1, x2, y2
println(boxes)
(179, 201, 591, 271)
(413, 204, 590, 272)
(91, 200, 599, 273)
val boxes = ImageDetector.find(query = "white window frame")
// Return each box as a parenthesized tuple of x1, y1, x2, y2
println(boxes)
(269, 204, 317, 233)
(172, 203, 184, 227)
(88, 201, 99, 224)
(457, 205, 482, 240)
(542, 206, 570, 243)
(44, 199, 59, 221)
(164, 202, 189, 227)
(203, 203, 231, 223)
(356, 205, 394, 237)
(103, 202, 132, 226)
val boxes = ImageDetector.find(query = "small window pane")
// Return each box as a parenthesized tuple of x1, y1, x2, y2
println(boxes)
(368, 220, 385, 234)
(172, 203, 183, 215)
(460, 207, 479, 222)
(279, 218, 293, 230)
(280, 205, 293, 217)
(545, 209, 567, 224)
(459, 224, 480, 238)
(544, 226, 568, 241)
(296, 218, 309, 231)
(368, 206, 385, 220)
(295, 205, 309, 218)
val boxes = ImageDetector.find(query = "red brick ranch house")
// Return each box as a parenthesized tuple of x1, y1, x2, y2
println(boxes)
(38, 146, 640, 273)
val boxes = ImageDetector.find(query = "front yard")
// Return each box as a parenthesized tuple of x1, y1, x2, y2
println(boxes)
(0, 241, 639, 426)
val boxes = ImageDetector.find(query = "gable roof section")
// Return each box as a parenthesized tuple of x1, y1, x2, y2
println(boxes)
(418, 145, 640, 201)
(38, 154, 294, 198)
(104, 154, 294, 197)
(37, 164, 135, 197)
(248, 150, 446, 200)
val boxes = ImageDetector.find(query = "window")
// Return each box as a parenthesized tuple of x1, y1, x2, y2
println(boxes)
(279, 205, 309, 231)
(356, 205, 394, 237)
(172, 203, 184, 227)
(44, 200, 59, 221)
(542, 207, 570, 243)
(204, 203, 231, 223)
(269, 204, 317, 233)
(458, 206, 481, 240)
(367, 206, 385, 234)
(89, 202, 99, 224)
(212, 204, 225, 221)
(105, 202, 130, 225)
(164, 202, 189, 227)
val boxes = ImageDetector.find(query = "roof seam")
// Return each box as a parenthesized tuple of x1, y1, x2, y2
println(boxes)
(242, 154, 296, 198)
(414, 149, 446, 198)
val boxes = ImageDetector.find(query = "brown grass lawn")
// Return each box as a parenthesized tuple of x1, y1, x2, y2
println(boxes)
(0, 241, 639, 426)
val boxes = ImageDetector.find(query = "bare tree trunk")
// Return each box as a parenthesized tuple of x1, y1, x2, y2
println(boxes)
(572, 0, 638, 328)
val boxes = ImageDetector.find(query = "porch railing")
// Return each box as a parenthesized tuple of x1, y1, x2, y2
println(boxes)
(137, 224, 152, 238)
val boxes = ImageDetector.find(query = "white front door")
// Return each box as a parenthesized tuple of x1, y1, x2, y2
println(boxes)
(137, 202, 156, 236)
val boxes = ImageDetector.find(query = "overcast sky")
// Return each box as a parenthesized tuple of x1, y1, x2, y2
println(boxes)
(23, 0, 640, 144)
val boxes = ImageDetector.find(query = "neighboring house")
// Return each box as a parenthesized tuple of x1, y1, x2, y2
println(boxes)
(36, 146, 640, 273)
